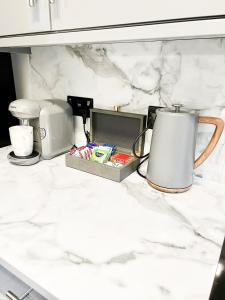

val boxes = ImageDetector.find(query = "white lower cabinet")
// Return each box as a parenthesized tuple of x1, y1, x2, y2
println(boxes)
(0, 265, 46, 300)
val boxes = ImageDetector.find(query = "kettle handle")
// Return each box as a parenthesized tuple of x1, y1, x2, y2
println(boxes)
(194, 116, 224, 169)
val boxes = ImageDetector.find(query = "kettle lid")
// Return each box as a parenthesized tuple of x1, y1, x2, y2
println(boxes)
(158, 104, 196, 115)
(172, 104, 183, 113)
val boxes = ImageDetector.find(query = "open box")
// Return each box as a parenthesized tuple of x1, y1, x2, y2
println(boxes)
(65, 108, 146, 182)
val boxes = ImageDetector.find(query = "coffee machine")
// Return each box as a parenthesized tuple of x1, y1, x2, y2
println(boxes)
(8, 99, 74, 166)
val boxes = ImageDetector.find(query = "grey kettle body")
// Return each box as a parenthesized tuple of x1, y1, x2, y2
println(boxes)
(146, 104, 224, 193)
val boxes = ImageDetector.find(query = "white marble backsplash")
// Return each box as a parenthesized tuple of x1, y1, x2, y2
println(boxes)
(12, 39, 225, 184)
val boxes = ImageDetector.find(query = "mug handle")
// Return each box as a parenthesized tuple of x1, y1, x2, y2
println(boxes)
(194, 116, 224, 169)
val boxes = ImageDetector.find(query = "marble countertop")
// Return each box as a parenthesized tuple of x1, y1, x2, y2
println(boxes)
(0, 146, 225, 300)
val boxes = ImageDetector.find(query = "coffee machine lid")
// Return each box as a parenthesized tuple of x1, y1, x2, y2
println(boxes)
(9, 99, 41, 119)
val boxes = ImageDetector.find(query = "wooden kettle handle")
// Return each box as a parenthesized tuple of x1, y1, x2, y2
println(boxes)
(194, 116, 224, 169)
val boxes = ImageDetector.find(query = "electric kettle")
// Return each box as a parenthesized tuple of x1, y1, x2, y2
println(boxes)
(146, 104, 224, 193)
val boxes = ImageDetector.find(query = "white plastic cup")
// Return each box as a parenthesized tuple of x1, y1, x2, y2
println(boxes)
(9, 125, 33, 157)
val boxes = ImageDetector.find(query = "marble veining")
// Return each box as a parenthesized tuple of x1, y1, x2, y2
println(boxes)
(11, 39, 225, 184)
(0, 146, 225, 300)
(6, 39, 225, 299)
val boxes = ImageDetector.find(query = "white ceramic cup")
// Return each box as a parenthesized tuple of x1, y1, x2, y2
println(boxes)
(9, 125, 33, 157)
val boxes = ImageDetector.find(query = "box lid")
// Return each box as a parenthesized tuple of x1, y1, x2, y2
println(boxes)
(90, 109, 146, 155)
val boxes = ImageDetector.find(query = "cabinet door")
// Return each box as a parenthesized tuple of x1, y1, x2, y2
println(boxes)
(50, 0, 225, 31)
(0, 1, 51, 36)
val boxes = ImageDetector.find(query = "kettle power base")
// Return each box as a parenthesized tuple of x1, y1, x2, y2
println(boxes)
(7, 151, 40, 166)
(147, 180, 191, 193)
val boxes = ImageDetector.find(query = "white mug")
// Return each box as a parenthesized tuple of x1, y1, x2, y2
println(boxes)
(9, 125, 33, 157)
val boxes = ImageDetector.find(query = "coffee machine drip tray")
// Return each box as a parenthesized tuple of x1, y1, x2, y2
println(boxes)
(7, 151, 40, 166)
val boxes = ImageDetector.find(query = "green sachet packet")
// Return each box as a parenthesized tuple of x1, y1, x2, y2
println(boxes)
(90, 147, 112, 163)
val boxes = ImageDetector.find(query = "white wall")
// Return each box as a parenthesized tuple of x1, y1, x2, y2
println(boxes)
(11, 53, 30, 99)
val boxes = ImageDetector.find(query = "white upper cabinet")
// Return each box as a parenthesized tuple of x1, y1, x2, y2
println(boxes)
(0, 0, 51, 36)
(50, 0, 225, 31)
(0, 0, 225, 46)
